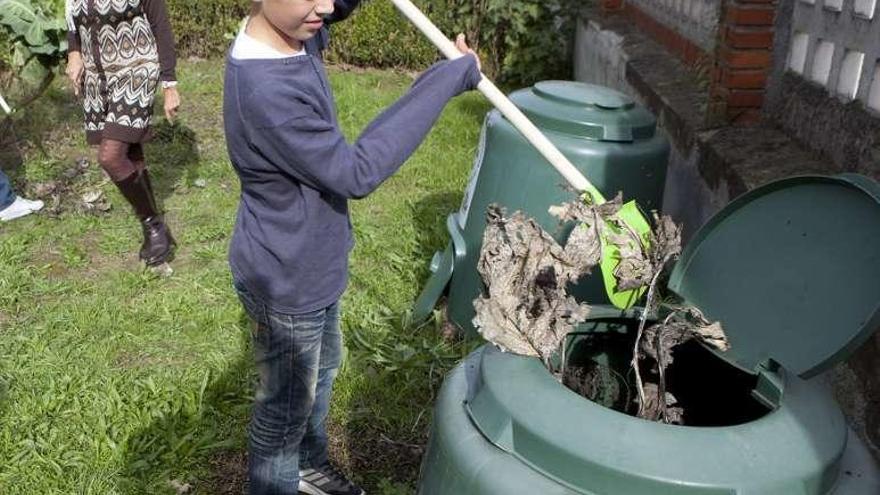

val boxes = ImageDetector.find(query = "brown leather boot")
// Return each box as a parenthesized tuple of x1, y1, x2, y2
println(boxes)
(114, 170, 176, 266)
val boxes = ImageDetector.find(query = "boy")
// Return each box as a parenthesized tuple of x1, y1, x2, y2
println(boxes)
(223, 1, 481, 494)
(0, 169, 44, 222)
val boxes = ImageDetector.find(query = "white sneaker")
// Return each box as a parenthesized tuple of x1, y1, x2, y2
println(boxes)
(0, 196, 44, 221)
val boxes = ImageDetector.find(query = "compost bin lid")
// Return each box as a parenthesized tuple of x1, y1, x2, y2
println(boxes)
(509, 81, 657, 142)
(668, 174, 880, 379)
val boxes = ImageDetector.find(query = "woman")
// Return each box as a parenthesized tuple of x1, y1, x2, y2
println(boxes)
(65, 0, 181, 267)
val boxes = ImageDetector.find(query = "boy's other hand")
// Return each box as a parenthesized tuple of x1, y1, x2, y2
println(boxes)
(455, 33, 481, 72)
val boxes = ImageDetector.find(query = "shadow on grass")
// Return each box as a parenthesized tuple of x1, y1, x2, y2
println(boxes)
(409, 191, 462, 279)
(0, 86, 83, 184)
(120, 311, 253, 494)
(144, 121, 201, 213)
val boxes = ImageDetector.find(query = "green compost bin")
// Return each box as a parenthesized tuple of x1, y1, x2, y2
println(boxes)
(416, 174, 880, 494)
(413, 81, 669, 335)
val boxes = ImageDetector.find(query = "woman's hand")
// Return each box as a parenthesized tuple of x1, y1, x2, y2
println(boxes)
(163, 86, 181, 123)
(66, 51, 85, 97)
(455, 33, 481, 72)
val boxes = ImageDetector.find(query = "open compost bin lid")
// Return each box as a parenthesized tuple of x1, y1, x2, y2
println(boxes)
(668, 175, 880, 378)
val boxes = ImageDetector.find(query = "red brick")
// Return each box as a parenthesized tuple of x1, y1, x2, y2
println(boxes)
(682, 43, 699, 64)
(726, 5, 776, 26)
(729, 108, 763, 125)
(720, 68, 769, 89)
(725, 27, 775, 49)
(602, 0, 624, 11)
(725, 89, 765, 107)
(737, 0, 776, 3)
(720, 47, 772, 69)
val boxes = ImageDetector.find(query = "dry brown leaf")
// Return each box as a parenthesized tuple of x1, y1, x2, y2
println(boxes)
(473, 205, 592, 364)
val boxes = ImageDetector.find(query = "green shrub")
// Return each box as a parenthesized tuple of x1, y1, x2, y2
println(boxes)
(163, 0, 579, 85)
(165, 0, 250, 58)
(0, 0, 68, 109)
(327, 0, 580, 85)
(5, 0, 580, 88)
(163, 0, 443, 69)
(325, 0, 442, 69)
(434, 0, 582, 85)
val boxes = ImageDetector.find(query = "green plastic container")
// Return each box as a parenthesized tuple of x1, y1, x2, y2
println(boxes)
(417, 175, 880, 494)
(413, 81, 669, 334)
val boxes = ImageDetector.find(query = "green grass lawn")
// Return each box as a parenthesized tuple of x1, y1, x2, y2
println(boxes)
(0, 59, 489, 494)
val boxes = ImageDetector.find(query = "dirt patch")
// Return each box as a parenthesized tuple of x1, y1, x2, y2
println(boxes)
(336, 419, 425, 489)
(22, 156, 115, 217)
(192, 418, 424, 493)
(199, 450, 247, 495)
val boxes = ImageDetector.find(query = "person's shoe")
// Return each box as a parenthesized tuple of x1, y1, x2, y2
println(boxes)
(299, 463, 365, 495)
(0, 196, 44, 222)
(114, 170, 176, 266)
(139, 215, 176, 266)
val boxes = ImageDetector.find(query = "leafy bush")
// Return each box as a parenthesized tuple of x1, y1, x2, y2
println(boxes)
(330, 0, 580, 85)
(0, 0, 68, 109)
(165, 0, 580, 85)
(165, 0, 250, 58)
(0, 0, 581, 96)
(324, 0, 442, 69)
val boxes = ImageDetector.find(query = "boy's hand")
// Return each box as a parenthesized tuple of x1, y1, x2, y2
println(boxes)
(66, 51, 85, 97)
(455, 34, 481, 72)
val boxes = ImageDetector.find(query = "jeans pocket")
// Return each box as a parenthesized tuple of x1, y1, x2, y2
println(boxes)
(287, 308, 328, 338)
(233, 281, 268, 334)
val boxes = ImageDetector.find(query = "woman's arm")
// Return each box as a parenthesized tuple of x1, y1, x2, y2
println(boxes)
(66, 14, 84, 97)
(143, 0, 178, 82)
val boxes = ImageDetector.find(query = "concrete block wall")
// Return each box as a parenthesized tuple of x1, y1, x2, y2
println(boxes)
(603, 0, 718, 66)
(765, 0, 880, 173)
(787, 0, 880, 107)
(626, 0, 724, 50)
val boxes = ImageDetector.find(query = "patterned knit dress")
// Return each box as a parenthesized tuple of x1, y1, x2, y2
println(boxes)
(67, 0, 177, 145)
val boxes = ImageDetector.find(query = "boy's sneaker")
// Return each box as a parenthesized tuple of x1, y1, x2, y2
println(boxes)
(299, 463, 365, 495)
(0, 196, 44, 222)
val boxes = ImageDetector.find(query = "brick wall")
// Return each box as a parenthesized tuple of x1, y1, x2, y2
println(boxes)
(709, 0, 778, 124)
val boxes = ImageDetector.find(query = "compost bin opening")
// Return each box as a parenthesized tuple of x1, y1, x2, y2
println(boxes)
(560, 318, 773, 426)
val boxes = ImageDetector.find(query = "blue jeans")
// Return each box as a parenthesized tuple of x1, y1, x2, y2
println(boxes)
(234, 281, 343, 495)
(0, 169, 16, 210)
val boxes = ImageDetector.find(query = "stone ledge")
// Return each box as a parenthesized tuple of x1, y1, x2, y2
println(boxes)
(697, 125, 840, 197)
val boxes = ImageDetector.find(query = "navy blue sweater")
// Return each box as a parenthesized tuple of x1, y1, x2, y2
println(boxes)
(223, 40, 480, 313)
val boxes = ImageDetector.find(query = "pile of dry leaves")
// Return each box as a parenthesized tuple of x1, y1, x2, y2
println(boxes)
(472, 196, 730, 424)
